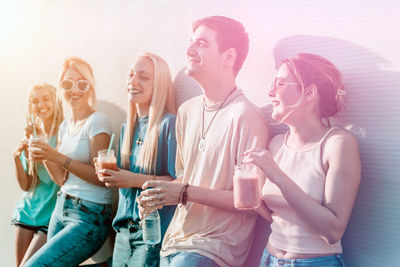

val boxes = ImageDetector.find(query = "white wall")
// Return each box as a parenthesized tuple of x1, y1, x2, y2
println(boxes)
(1, 1, 399, 266)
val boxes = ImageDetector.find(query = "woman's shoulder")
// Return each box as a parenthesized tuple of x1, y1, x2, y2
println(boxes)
(87, 111, 110, 122)
(161, 112, 176, 124)
(160, 112, 176, 135)
(85, 112, 112, 136)
(326, 128, 358, 144)
(324, 128, 359, 154)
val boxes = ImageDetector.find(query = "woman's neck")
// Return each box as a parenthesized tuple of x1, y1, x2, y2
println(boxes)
(42, 116, 54, 136)
(286, 118, 328, 148)
(136, 103, 149, 118)
(71, 105, 94, 123)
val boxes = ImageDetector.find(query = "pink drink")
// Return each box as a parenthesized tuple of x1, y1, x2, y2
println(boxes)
(233, 164, 260, 210)
(97, 149, 117, 177)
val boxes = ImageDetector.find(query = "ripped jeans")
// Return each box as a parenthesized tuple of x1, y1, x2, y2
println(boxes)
(24, 192, 112, 267)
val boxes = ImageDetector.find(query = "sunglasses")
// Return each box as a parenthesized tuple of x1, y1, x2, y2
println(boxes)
(60, 79, 90, 92)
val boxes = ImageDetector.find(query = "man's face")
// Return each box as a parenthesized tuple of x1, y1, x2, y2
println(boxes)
(185, 26, 224, 81)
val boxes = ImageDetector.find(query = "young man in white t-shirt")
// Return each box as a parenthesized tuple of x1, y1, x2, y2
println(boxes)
(138, 16, 270, 267)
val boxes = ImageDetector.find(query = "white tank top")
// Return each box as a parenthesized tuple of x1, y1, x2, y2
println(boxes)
(262, 128, 342, 254)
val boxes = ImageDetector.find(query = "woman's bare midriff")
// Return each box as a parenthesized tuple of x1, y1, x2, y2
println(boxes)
(266, 242, 337, 259)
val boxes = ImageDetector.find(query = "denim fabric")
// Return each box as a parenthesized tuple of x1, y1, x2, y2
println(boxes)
(112, 221, 160, 267)
(259, 248, 345, 267)
(160, 251, 220, 267)
(10, 218, 48, 234)
(24, 192, 112, 267)
(113, 114, 177, 240)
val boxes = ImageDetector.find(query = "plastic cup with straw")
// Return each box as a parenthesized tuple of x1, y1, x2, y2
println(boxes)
(97, 133, 118, 173)
(234, 136, 260, 209)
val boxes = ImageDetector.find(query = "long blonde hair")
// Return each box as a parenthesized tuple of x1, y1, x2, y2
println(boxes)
(58, 57, 97, 110)
(121, 53, 175, 173)
(27, 83, 64, 190)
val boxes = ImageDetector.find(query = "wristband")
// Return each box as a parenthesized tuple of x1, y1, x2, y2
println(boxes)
(179, 183, 189, 206)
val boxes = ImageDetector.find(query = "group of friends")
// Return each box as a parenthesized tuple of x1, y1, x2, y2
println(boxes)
(11, 15, 361, 267)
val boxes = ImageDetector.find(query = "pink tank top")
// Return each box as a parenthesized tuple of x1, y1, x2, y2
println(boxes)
(262, 128, 342, 254)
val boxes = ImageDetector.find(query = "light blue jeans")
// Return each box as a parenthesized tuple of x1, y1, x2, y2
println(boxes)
(112, 220, 160, 267)
(24, 192, 112, 267)
(259, 248, 345, 267)
(160, 251, 220, 267)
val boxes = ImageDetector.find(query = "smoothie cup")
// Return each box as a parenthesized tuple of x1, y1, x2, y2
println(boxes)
(97, 149, 117, 175)
(28, 136, 44, 162)
(233, 164, 260, 210)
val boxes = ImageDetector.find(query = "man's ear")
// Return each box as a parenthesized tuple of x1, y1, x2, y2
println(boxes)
(224, 48, 236, 66)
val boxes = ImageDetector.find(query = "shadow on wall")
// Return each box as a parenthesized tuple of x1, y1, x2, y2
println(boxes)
(97, 99, 127, 150)
(173, 68, 202, 108)
(260, 35, 400, 266)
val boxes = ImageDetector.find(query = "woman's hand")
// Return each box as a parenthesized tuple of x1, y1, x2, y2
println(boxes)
(97, 168, 136, 188)
(255, 200, 273, 222)
(24, 124, 35, 139)
(28, 139, 57, 162)
(13, 140, 28, 159)
(243, 148, 283, 184)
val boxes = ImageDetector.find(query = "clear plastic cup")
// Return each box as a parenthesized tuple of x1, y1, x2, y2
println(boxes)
(233, 164, 260, 210)
(97, 149, 117, 174)
(28, 136, 44, 162)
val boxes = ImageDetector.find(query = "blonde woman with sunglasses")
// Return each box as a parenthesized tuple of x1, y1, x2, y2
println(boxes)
(24, 57, 113, 266)
(243, 53, 361, 267)
(95, 52, 176, 267)
(12, 83, 63, 267)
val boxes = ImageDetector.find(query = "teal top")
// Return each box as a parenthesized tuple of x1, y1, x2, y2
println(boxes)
(113, 113, 177, 240)
(12, 135, 60, 226)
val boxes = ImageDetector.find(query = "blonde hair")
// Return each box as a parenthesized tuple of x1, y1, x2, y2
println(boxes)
(58, 57, 97, 110)
(27, 83, 64, 190)
(121, 53, 176, 173)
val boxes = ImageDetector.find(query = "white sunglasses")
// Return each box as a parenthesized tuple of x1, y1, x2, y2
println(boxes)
(60, 79, 90, 92)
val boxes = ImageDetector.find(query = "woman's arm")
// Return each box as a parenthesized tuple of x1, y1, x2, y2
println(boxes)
(31, 133, 111, 186)
(245, 130, 361, 244)
(98, 168, 174, 188)
(13, 140, 32, 191)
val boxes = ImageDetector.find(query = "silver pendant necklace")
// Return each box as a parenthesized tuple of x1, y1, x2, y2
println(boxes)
(136, 118, 146, 146)
(199, 87, 237, 152)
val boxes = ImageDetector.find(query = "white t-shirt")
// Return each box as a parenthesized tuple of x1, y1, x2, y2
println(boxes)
(58, 112, 113, 204)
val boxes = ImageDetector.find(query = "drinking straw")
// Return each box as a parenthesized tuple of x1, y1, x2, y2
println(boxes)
(240, 136, 258, 166)
(251, 136, 258, 150)
(107, 133, 115, 153)
(31, 115, 38, 137)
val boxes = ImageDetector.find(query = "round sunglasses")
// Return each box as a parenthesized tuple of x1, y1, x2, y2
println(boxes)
(60, 79, 90, 93)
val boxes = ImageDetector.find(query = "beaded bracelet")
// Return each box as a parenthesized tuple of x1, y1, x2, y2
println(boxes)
(63, 157, 72, 169)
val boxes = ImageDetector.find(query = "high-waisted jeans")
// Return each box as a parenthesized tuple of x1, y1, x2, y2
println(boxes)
(112, 220, 161, 267)
(24, 192, 112, 267)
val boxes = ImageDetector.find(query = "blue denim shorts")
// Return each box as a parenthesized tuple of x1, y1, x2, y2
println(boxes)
(260, 248, 345, 267)
(24, 192, 112, 267)
(11, 218, 48, 234)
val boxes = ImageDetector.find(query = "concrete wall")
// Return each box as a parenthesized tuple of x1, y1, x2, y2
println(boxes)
(1, 1, 399, 266)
